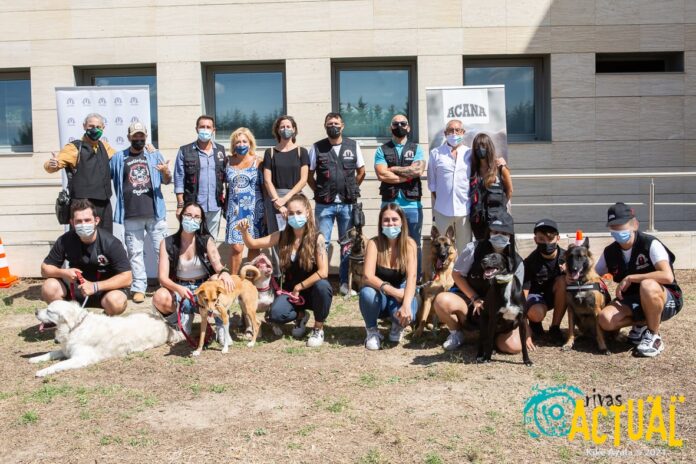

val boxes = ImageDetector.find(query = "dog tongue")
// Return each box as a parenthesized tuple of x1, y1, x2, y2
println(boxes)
(437, 258, 443, 268)
(38, 322, 45, 332)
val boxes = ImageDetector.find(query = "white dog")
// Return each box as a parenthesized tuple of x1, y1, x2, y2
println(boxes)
(29, 300, 182, 377)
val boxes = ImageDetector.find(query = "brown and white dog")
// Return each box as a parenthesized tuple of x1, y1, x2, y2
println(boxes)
(414, 225, 457, 338)
(240, 253, 283, 337)
(193, 275, 259, 355)
(340, 226, 367, 298)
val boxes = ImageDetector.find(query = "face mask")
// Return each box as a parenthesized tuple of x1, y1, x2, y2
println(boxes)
(611, 229, 632, 244)
(182, 217, 201, 233)
(288, 214, 307, 229)
(326, 126, 341, 138)
(279, 128, 294, 140)
(536, 242, 556, 255)
(130, 140, 146, 151)
(236, 145, 249, 156)
(85, 127, 103, 141)
(197, 129, 213, 142)
(74, 223, 95, 238)
(489, 234, 510, 250)
(382, 226, 401, 240)
(391, 126, 408, 138)
(476, 146, 487, 160)
(446, 134, 463, 146)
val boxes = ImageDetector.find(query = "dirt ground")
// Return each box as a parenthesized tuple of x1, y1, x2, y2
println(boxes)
(1, 272, 694, 464)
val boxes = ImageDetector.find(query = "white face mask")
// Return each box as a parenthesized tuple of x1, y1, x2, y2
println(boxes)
(74, 223, 95, 238)
(489, 233, 510, 250)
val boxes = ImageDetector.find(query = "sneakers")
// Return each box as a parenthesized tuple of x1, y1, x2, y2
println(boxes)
(443, 330, 465, 351)
(389, 321, 404, 343)
(628, 325, 648, 345)
(339, 283, 357, 297)
(636, 329, 665, 357)
(365, 327, 383, 351)
(529, 321, 545, 338)
(306, 328, 324, 347)
(132, 292, 145, 304)
(292, 312, 310, 339)
(178, 312, 193, 335)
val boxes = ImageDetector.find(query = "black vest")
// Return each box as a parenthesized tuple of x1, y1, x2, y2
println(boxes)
(467, 240, 523, 298)
(313, 138, 360, 204)
(164, 234, 215, 281)
(69, 139, 111, 200)
(283, 250, 318, 291)
(603, 231, 680, 297)
(180, 142, 227, 207)
(378, 140, 422, 202)
(63, 229, 123, 282)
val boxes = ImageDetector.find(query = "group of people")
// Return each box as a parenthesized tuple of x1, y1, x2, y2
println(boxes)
(39, 112, 683, 356)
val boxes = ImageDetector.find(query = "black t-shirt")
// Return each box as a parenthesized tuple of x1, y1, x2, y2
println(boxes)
(263, 147, 310, 190)
(123, 151, 155, 219)
(43, 230, 131, 282)
(523, 246, 566, 294)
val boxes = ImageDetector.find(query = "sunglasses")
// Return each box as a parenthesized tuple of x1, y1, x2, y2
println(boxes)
(391, 121, 409, 127)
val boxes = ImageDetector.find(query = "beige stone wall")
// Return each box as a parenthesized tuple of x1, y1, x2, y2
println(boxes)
(0, 0, 694, 274)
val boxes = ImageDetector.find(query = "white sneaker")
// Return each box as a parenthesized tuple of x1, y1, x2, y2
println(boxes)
(306, 328, 324, 348)
(389, 320, 404, 343)
(291, 312, 310, 339)
(627, 325, 648, 345)
(636, 329, 665, 357)
(339, 283, 357, 297)
(365, 327, 383, 351)
(216, 325, 226, 344)
(179, 312, 193, 335)
(443, 330, 465, 351)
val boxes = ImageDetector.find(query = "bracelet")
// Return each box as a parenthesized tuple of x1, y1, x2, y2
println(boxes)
(93, 282, 99, 294)
(218, 267, 230, 276)
(299, 281, 305, 289)
(379, 281, 389, 294)
(470, 294, 480, 302)
(176, 202, 184, 208)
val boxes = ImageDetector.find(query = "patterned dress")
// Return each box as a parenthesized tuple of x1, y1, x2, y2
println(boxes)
(225, 162, 266, 245)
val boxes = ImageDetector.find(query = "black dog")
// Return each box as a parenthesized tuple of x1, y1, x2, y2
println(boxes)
(477, 252, 532, 366)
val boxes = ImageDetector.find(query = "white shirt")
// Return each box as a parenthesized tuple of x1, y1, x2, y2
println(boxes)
(595, 240, 670, 275)
(308, 140, 365, 202)
(427, 142, 471, 217)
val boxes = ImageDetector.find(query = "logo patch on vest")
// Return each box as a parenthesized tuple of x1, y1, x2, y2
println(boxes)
(635, 253, 649, 270)
(403, 150, 415, 161)
(342, 149, 355, 160)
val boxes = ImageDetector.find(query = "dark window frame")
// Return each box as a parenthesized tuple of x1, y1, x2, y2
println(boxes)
(0, 70, 33, 153)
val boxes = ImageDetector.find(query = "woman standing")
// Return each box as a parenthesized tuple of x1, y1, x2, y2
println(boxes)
(237, 193, 332, 348)
(359, 204, 418, 350)
(225, 127, 266, 274)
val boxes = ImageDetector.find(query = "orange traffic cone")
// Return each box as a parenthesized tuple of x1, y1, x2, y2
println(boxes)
(0, 237, 19, 288)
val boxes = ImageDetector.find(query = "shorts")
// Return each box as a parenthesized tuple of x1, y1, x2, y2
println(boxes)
(60, 280, 129, 309)
(525, 292, 553, 311)
(449, 286, 480, 327)
(618, 288, 683, 323)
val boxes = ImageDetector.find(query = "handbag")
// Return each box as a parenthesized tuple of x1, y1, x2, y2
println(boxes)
(54, 141, 81, 225)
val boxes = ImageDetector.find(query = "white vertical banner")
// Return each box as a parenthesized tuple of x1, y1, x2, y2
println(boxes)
(55, 86, 158, 278)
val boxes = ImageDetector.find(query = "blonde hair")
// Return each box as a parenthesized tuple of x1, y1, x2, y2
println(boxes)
(279, 193, 319, 273)
(374, 203, 411, 273)
(230, 127, 257, 156)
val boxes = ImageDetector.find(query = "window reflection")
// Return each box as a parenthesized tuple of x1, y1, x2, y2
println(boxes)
(0, 77, 32, 151)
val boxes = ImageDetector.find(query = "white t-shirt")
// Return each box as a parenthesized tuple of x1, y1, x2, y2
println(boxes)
(595, 240, 670, 275)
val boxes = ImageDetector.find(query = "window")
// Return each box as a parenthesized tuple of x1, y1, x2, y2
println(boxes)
(0, 71, 32, 153)
(77, 66, 158, 145)
(204, 64, 286, 145)
(596, 52, 684, 73)
(464, 57, 550, 142)
(332, 61, 417, 140)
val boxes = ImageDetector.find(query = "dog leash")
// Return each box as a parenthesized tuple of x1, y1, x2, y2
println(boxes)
(176, 294, 215, 349)
(270, 276, 306, 306)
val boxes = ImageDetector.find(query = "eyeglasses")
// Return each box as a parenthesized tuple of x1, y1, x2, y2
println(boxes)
(391, 121, 409, 128)
(182, 213, 202, 222)
(445, 128, 465, 135)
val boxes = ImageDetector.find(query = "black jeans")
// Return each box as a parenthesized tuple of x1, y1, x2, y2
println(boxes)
(268, 279, 333, 324)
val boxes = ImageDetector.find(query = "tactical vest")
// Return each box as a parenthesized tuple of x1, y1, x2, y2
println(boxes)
(69, 139, 111, 200)
(164, 234, 215, 281)
(180, 142, 227, 207)
(313, 138, 360, 204)
(378, 140, 422, 202)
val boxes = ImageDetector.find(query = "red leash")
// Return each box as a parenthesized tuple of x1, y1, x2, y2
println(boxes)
(176, 295, 215, 349)
(270, 276, 306, 306)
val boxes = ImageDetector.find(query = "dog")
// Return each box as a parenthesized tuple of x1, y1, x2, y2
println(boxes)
(340, 227, 367, 297)
(240, 253, 283, 337)
(477, 252, 532, 365)
(29, 301, 182, 377)
(193, 275, 259, 355)
(414, 225, 457, 338)
(562, 238, 611, 354)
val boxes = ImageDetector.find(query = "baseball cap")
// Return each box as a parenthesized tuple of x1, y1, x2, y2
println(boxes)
(489, 211, 515, 235)
(128, 121, 148, 136)
(606, 202, 635, 227)
(533, 218, 559, 234)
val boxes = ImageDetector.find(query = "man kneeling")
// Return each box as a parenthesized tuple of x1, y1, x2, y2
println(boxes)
(41, 199, 132, 316)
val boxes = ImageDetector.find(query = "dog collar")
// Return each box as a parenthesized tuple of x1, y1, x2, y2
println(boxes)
(69, 312, 89, 333)
(567, 282, 605, 292)
(495, 274, 513, 283)
(256, 285, 272, 292)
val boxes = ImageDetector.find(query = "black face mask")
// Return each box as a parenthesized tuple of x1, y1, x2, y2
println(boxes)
(85, 127, 103, 141)
(326, 126, 341, 138)
(130, 140, 146, 151)
(391, 126, 408, 138)
(537, 242, 557, 256)
(475, 146, 487, 160)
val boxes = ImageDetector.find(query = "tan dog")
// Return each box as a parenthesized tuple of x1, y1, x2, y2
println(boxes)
(193, 276, 259, 355)
(414, 226, 457, 338)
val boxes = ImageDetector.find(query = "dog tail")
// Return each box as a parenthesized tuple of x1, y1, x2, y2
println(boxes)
(240, 264, 261, 282)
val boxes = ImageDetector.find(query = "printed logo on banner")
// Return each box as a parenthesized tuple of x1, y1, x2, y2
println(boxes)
(102, 136, 109, 143)
(82, 97, 91, 106)
(130, 97, 139, 105)
(115, 116, 124, 126)
(66, 98, 75, 107)
(131, 116, 140, 123)
(114, 97, 123, 106)
(442, 88, 490, 124)
(98, 97, 107, 106)
(68, 136, 76, 142)
(116, 136, 125, 145)
(67, 117, 76, 126)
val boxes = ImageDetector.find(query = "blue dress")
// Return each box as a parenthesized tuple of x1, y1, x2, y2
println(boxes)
(225, 163, 266, 245)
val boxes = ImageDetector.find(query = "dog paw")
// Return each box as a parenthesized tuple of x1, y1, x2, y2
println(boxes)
(35, 369, 50, 378)
(599, 348, 610, 356)
(475, 356, 490, 364)
(524, 360, 534, 367)
(191, 350, 201, 357)
(221, 346, 229, 354)
(561, 343, 573, 352)
(28, 357, 43, 364)
(246, 341, 256, 348)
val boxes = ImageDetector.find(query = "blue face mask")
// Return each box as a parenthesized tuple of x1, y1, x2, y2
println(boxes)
(288, 214, 307, 229)
(382, 226, 401, 240)
(489, 234, 510, 250)
(197, 129, 213, 142)
(446, 134, 464, 146)
(611, 229, 632, 244)
(182, 217, 201, 233)
(236, 145, 249, 156)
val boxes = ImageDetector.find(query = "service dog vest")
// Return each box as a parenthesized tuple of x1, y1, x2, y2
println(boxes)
(603, 231, 680, 297)
(180, 142, 227, 207)
(313, 138, 360, 204)
(165, 234, 215, 281)
(69, 140, 111, 201)
(378, 140, 422, 202)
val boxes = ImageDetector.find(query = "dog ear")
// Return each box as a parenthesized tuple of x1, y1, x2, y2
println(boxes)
(194, 285, 205, 295)
(582, 237, 590, 249)
(445, 226, 456, 242)
(430, 226, 440, 240)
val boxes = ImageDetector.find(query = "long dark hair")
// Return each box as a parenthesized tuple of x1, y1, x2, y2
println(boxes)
(174, 201, 212, 247)
(278, 193, 318, 272)
(374, 203, 411, 273)
(471, 132, 499, 188)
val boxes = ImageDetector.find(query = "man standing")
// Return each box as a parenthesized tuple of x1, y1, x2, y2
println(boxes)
(45, 113, 116, 232)
(110, 122, 171, 304)
(308, 112, 366, 296)
(173, 115, 227, 239)
(374, 114, 425, 279)
(41, 199, 132, 316)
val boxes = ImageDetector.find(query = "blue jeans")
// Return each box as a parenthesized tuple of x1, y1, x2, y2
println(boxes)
(315, 202, 353, 284)
(124, 217, 168, 294)
(402, 207, 423, 280)
(359, 284, 419, 328)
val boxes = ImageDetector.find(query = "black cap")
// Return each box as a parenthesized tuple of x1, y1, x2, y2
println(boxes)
(606, 202, 635, 226)
(489, 211, 515, 235)
(533, 218, 559, 234)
